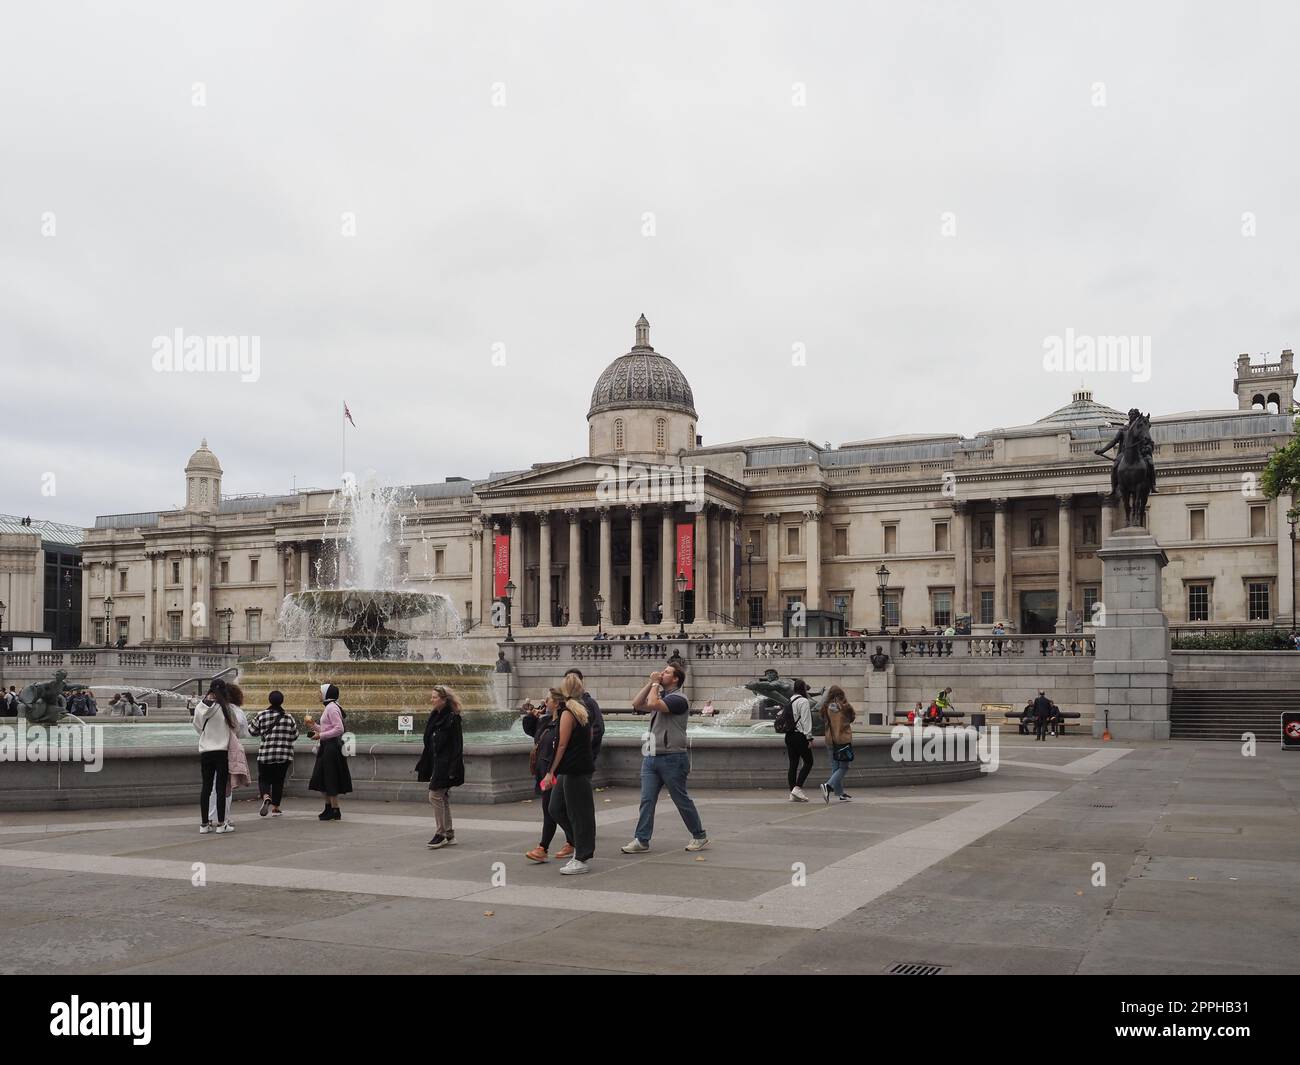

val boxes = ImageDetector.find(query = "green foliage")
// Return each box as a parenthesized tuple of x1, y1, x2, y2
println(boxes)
(1261, 417, 1300, 500)
(1172, 629, 1295, 651)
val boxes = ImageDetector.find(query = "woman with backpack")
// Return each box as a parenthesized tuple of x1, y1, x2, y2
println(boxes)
(522, 692, 574, 863)
(248, 690, 301, 816)
(416, 684, 464, 850)
(193, 679, 237, 834)
(784, 679, 815, 802)
(819, 684, 857, 803)
(307, 683, 351, 821)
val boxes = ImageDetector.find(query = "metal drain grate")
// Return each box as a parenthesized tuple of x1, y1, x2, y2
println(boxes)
(888, 962, 947, 976)
(1090, 802, 1115, 808)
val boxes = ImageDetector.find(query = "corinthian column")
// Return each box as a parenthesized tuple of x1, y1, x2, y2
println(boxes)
(537, 510, 552, 628)
(566, 509, 581, 627)
(1057, 494, 1073, 632)
(993, 499, 1009, 626)
(629, 504, 643, 627)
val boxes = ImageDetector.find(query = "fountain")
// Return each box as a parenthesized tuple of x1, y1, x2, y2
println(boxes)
(238, 473, 507, 731)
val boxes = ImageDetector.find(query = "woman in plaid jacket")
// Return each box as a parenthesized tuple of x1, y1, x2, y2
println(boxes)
(248, 690, 300, 817)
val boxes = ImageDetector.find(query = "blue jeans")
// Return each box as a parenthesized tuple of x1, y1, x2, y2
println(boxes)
(826, 756, 849, 797)
(634, 752, 706, 844)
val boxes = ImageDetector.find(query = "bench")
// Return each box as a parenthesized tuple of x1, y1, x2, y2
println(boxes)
(1004, 709, 1081, 734)
(893, 710, 966, 725)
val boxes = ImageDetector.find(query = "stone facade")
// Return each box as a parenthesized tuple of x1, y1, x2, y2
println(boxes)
(79, 321, 1299, 649)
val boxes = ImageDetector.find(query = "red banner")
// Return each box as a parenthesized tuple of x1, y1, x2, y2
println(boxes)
(494, 533, 510, 598)
(676, 523, 694, 591)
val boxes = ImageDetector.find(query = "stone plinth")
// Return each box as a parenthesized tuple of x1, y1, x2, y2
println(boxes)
(1093, 526, 1172, 740)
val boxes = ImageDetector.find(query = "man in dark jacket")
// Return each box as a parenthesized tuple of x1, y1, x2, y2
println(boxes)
(564, 668, 604, 759)
(1032, 690, 1053, 742)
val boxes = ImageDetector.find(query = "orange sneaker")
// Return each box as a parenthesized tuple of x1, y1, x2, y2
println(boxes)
(524, 846, 549, 863)
(555, 843, 575, 860)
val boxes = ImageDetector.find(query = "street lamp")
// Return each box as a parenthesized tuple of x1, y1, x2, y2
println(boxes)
(221, 608, 234, 654)
(593, 592, 605, 638)
(1289, 507, 1298, 635)
(745, 542, 757, 637)
(676, 573, 688, 638)
(0, 599, 6, 649)
(503, 579, 516, 643)
(104, 595, 114, 648)
(875, 564, 890, 635)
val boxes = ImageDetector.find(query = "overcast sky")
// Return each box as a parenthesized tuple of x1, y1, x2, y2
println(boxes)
(3, 0, 1298, 525)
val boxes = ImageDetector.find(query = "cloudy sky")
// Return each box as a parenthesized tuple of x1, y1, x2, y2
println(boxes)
(3, 0, 1297, 525)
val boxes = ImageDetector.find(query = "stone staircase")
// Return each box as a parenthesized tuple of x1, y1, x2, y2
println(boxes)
(1169, 688, 1289, 742)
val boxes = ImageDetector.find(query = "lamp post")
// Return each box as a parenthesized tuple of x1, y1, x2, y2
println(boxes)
(593, 593, 604, 638)
(1289, 507, 1298, 635)
(503, 580, 516, 643)
(104, 595, 114, 648)
(0, 599, 6, 649)
(875, 564, 890, 635)
(745, 542, 756, 637)
(221, 608, 234, 654)
(676, 573, 688, 638)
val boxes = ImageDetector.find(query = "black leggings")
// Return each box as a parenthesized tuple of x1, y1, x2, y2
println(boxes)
(1034, 716, 1049, 740)
(785, 732, 813, 789)
(537, 779, 572, 850)
(200, 750, 229, 823)
(548, 774, 596, 862)
(259, 761, 291, 806)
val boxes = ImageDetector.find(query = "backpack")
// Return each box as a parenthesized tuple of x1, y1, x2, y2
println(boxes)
(773, 701, 797, 734)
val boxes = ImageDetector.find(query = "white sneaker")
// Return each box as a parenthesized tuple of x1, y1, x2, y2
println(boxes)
(559, 858, 590, 875)
(620, 839, 650, 854)
(215, 822, 235, 834)
(685, 836, 710, 852)
(791, 787, 810, 803)
(199, 824, 211, 834)
(820, 783, 831, 805)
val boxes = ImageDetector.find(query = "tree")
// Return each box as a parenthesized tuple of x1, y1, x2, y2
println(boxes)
(1261, 416, 1300, 503)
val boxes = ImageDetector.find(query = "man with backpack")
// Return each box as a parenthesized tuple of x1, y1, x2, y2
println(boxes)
(776, 678, 815, 802)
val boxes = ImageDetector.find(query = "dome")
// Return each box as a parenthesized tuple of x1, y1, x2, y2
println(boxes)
(185, 439, 223, 473)
(1036, 389, 1126, 428)
(588, 316, 697, 419)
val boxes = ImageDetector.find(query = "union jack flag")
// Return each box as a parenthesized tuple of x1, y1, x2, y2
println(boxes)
(344, 403, 357, 428)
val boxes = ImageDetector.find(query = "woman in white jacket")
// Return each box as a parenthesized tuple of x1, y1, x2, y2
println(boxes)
(786, 678, 815, 802)
(207, 683, 251, 825)
(193, 679, 237, 834)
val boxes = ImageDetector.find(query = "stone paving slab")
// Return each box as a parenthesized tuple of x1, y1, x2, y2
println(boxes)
(0, 738, 1295, 973)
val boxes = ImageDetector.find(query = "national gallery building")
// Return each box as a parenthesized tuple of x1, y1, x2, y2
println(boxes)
(80, 318, 1298, 649)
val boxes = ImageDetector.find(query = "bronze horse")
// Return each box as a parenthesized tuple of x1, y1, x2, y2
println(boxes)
(1114, 412, 1154, 527)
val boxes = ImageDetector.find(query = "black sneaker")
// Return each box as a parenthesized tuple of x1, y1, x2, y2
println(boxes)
(427, 834, 450, 850)
(838, 793, 853, 802)
(259, 798, 271, 817)
(318, 809, 333, 821)
(444, 833, 457, 846)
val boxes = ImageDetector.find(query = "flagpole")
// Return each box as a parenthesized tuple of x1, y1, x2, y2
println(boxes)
(342, 403, 347, 486)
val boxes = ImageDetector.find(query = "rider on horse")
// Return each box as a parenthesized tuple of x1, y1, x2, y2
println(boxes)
(1094, 408, 1156, 496)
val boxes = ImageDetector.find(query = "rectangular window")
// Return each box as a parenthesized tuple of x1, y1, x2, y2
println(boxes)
(882, 592, 901, 629)
(934, 522, 949, 552)
(786, 527, 801, 555)
(247, 611, 262, 641)
(1082, 515, 1099, 546)
(435, 549, 445, 574)
(1187, 583, 1209, 622)
(748, 596, 764, 628)
(171, 560, 180, 584)
(116, 619, 130, 644)
(219, 560, 230, 583)
(931, 590, 952, 629)
(92, 619, 105, 645)
(400, 550, 410, 577)
(883, 524, 897, 554)
(249, 558, 259, 582)
(1189, 508, 1206, 541)
(831, 593, 851, 618)
(1248, 582, 1270, 621)
(1082, 586, 1100, 623)
(1250, 505, 1267, 538)
(833, 527, 848, 557)
(978, 521, 993, 550)
(118, 569, 127, 591)
(979, 589, 994, 625)
(168, 613, 182, 642)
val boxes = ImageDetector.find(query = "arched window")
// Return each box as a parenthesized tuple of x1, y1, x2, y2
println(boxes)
(1252, 393, 1266, 410)
(689, 423, 695, 446)
(656, 417, 666, 451)
(614, 418, 625, 451)
(1268, 392, 1281, 414)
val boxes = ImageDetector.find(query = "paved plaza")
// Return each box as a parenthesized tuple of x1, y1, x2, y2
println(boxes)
(1, 736, 1295, 975)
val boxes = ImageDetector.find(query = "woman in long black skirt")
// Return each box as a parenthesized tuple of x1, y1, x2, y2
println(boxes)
(308, 683, 352, 820)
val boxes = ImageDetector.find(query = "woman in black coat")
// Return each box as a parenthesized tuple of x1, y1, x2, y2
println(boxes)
(415, 685, 464, 849)
(522, 692, 574, 863)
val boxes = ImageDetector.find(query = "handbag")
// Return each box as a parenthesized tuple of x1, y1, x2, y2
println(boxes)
(833, 742, 855, 762)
